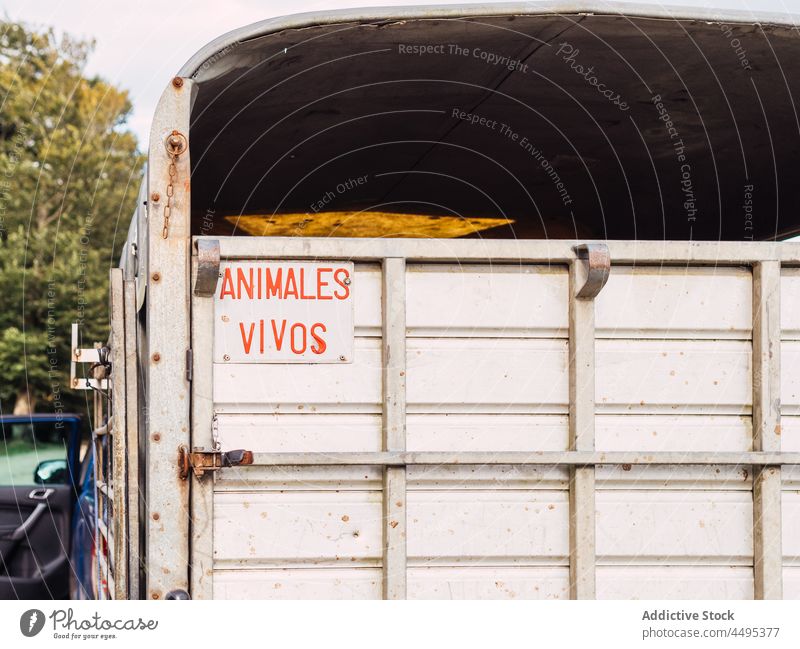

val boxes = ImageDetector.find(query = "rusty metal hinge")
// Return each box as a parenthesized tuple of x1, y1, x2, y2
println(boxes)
(178, 446, 253, 479)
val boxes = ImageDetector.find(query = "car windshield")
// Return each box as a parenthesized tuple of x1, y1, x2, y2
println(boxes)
(0, 419, 69, 486)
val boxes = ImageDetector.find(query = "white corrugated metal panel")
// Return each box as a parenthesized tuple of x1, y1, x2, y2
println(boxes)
(596, 266, 752, 339)
(203, 254, 796, 599)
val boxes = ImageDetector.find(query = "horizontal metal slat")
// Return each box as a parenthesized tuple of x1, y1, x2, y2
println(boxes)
(243, 451, 800, 466)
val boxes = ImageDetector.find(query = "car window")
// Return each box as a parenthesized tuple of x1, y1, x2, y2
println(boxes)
(0, 420, 69, 486)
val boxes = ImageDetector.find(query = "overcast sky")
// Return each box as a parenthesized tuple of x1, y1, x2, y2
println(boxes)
(2, 0, 796, 144)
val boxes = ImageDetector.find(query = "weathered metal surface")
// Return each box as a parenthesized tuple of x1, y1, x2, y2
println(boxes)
(204, 237, 798, 265)
(178, 446, 253, 479)
(752, 261, 783, 599)
(241, 451, 800, 466)
(197, 236, 800, 599)
(123, 279, 141, 599)
(568, 255, 598, 599)
(145, 77, 193, 599)
(190, 256, 215, 600)
(194, 238, 220, 297)
(382, 258, 407, 600)
(573, 244, 610, 300)
(109, 269, 128, 599)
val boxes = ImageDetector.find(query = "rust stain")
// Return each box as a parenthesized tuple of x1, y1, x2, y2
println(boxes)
(341, 514, 350, 522)
(390, 520, 399, 528)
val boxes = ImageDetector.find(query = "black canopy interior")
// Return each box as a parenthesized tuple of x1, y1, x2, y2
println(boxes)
(187, 11, 800, 240)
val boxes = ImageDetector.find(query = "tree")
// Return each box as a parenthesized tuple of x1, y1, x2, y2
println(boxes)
(0, 21, 144, 415)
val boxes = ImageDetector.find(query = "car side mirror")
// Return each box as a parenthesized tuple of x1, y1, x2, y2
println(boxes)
(34, 459, 68, 485)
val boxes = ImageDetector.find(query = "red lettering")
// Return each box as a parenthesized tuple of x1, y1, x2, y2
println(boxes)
(237, 267, 254, 299)
(259, 319, 264, 354)
(317, 268, 332, 300)
(239, 322, 255, 354)
(271, 320, 287, 351)
(290, 323, 307, 354)
(284, 269, 299, 299)
(310, 323, 327, 355)
(265, 268, 282, 298)
(299, 268, 316, 300)
(333, 268, 350, 299)
(219, 268, 235, 299)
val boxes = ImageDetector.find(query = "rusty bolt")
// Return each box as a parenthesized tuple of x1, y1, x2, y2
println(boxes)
(152, 512, 160, 521)
(152, 272, 161, 282)
(151, 592, 161, 600)
(152, 433, 161, 442)
(151, 192, 160, 202)
(152, 352, 161, 363)
(622, 463, 632, 471)
(172, 76, 184, 88)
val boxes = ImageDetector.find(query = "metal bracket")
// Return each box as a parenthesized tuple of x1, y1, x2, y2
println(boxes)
(573, 243, 611, 299)
(178, 446, 253, 479)
(70, 323, 110, 390)
(194, 239, 220, 297)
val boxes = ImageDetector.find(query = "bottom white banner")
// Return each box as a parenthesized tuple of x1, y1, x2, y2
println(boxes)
(1, 600, 798, 648)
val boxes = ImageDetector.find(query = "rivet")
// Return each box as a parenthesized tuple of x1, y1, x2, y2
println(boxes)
(152, 272, 161, 282)
(339, 355, 346, 362)
(151, 192, 160, 202)
(343, 277, 351, 285)
(152, 512, 160, 521)
(223, 354, 230, 361)
(152, 352, 161, 363)
(172, 76, 184, 88)
(151, 592, 161, 600)
(152, 433, 161, 442)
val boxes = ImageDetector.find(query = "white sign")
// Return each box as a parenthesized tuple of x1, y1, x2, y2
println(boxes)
(214, 261, 354, 363)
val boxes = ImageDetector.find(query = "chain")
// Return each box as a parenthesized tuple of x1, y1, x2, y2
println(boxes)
(162, 130, 187, 239)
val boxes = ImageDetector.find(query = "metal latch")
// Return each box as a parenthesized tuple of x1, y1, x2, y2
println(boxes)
(573, 243, 611, 299)
(178, 446, 254, 479)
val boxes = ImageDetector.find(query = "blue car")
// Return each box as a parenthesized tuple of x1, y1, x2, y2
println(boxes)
(0, 414, 96, 599)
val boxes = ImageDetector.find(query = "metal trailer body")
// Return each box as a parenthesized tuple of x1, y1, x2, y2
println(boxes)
(97, 4, 800, 599)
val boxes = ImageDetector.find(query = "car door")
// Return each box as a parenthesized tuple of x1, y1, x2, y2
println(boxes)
(0, 415, 80, 599)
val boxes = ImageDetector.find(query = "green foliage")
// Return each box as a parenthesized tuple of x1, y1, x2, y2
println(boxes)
(0, 22, 144, 414)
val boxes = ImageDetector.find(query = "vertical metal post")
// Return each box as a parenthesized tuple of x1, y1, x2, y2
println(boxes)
(752, 260, 783, 599)
(123, 279, 141, 599)
(568, 245, 608, 599)
(382, 258, 407, 599)
(109, 269, 128, 599)
(190, 254, 216, 599)
(145, 77, 193, 599)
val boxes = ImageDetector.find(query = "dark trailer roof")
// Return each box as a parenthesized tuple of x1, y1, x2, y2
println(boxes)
(181, 2, 800, 241)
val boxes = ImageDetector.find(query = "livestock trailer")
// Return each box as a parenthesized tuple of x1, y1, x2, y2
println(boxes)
(71, 2, 800, 600)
